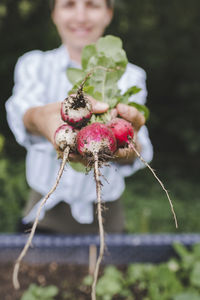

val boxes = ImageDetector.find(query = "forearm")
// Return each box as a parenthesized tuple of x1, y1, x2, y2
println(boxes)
(23, 102, 63, 144)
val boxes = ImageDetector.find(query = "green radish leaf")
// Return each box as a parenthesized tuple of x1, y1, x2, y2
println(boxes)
(89, 68, 119, 104)
(116, 95, 129, 105)
(123, 86, 142, 97)
(67, 68, 85, 85)
(116, 86, 142, 105)
(83, 85, 95, 95)
(96, 36, 127, 78)
(69, 162, 87, 173)
(93, 91, 103, 101)
(85, 55, 99, 70)
(97, 35, 123, 57)
(81, 44, 97, 70)
(83, 85, 102, 101)
(96, 55, 115, 69)
(128, 102, 150, 121)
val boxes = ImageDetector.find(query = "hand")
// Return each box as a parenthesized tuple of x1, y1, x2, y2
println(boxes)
(87, 95, 109, 113)
(116, 103, 145, 130)
(23, 102, 63, 145)
(113, 142, 141, 164)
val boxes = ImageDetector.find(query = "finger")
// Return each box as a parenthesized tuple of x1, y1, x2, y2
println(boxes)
(87, 95, 109, 114)
(117, 103, 145, 130)
(112, 148, 137, 165)
(115, 147, 136, 160)
(110, 108, 118, 119)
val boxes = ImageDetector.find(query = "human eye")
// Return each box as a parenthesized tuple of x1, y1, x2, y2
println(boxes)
(85, 0, 103, 9)
(61, 0, 75, 8)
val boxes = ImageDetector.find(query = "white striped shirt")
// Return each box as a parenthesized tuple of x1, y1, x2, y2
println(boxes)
(5, 45, 153, 224)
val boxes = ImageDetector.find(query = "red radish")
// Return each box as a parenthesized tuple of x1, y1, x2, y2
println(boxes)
(54, 124, 77, 152)
(61, 91, 92, 128)
(107, 117, 134, 147)
(61, 73, 92, 128)
(77, 122, 117, 158)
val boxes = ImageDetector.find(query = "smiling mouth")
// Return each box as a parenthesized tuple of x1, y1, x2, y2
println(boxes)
(71, 27, 91, 36)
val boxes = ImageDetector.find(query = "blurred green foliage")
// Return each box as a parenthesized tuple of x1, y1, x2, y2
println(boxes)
(0, 135, 28, 232)
(83, 243, 200, 300)
(123, 167, 200, 233)
(21, 284, 59, 300)
(109, 0, 200, 159)
(0, 0, 199, 232)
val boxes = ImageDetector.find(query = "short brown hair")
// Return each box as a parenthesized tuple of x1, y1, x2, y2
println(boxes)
(49, 0, 114, 11)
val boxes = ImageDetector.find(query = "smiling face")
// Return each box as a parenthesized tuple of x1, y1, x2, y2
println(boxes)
(52, 0, 113, 61)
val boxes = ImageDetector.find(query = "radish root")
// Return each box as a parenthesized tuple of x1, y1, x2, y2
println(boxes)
(130, 141, 178, 228)
(13, 146, 70, 290)
(91, 152, 105, 300)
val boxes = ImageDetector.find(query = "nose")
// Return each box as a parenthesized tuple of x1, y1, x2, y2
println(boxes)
(75, 3, 88, 23)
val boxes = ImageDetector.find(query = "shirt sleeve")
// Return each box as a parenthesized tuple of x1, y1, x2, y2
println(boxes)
(115, 63, 153, 177)
(5, 50, 47, 149)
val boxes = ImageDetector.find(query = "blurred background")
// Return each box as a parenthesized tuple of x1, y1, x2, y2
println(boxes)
(0, 0, 199, 233)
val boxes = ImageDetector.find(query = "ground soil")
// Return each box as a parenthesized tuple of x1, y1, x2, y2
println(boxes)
(0, 262, 92, 300)
(0, 262, 143, 300)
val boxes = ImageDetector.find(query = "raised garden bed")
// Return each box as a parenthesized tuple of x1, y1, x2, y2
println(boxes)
(1, 233, 200, 264)
(1, 234, 200, 300)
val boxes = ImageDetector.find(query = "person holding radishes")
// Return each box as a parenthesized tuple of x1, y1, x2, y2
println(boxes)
(5, 0, 153, 234)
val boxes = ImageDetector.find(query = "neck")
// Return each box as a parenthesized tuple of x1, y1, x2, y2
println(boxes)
(64, 44, 82, 64)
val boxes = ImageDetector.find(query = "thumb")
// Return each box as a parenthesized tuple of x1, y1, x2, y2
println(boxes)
(87, 96, 109, 114)
(117, 103, 145, 130)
